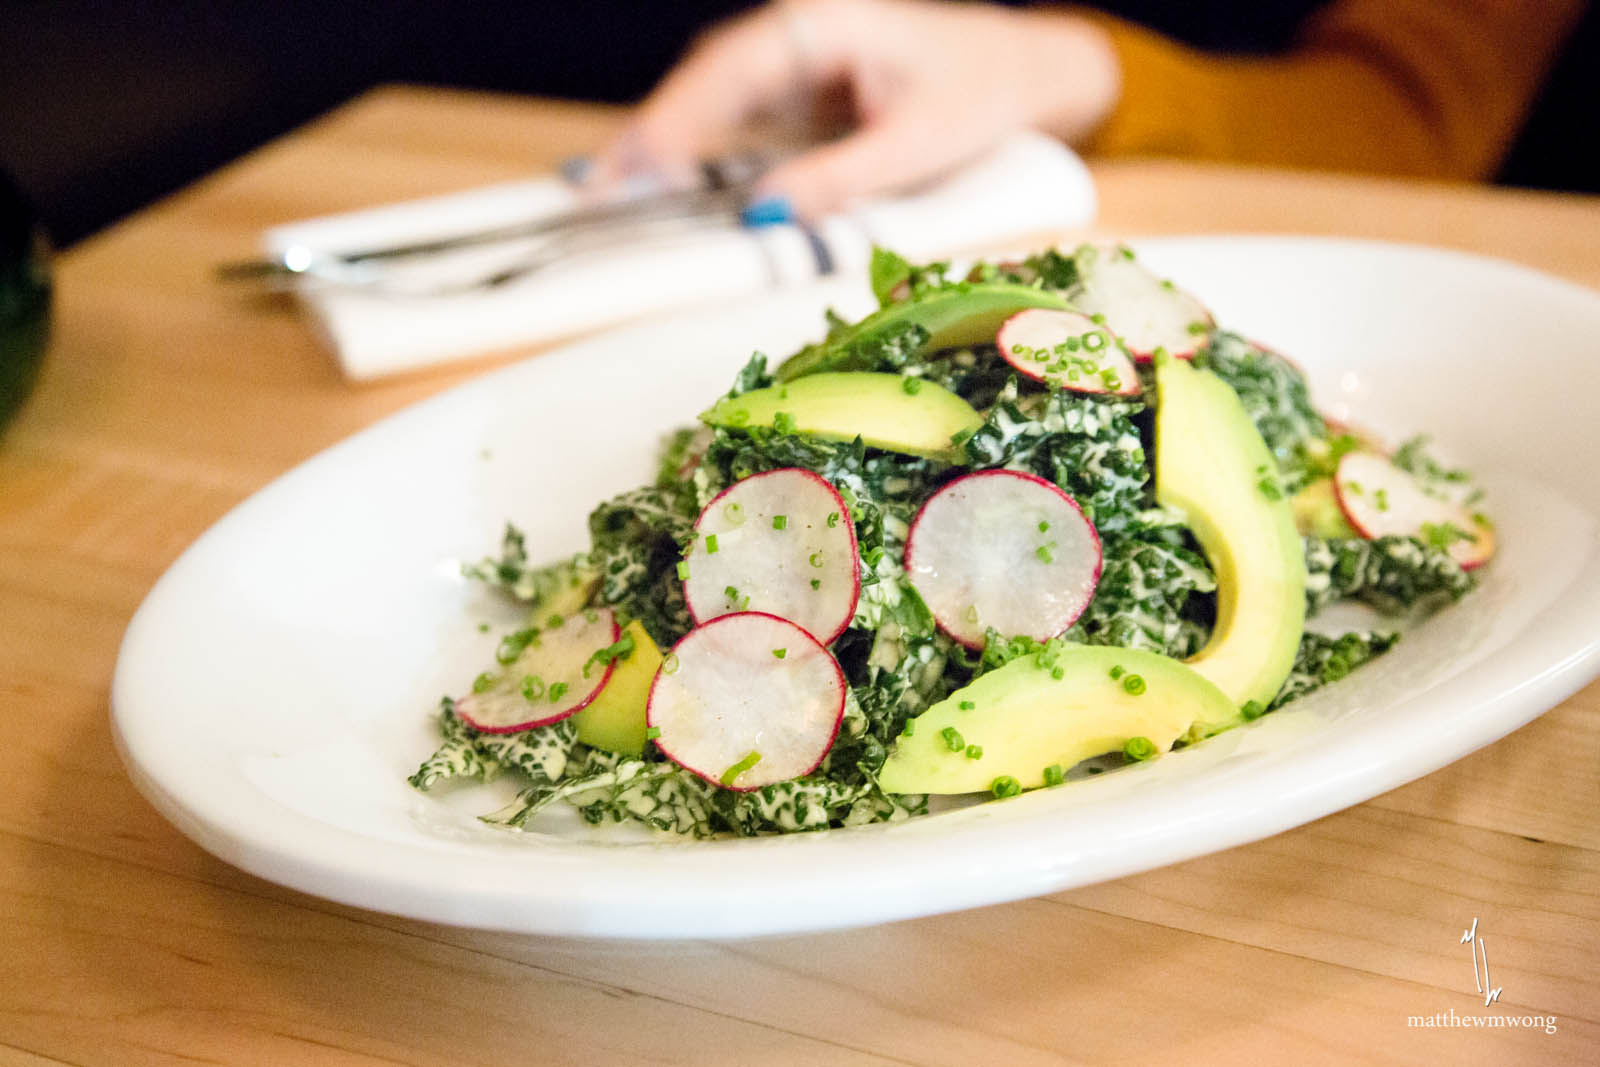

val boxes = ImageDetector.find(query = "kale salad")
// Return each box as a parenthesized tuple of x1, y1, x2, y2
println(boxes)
(410, 244, 1493, 838)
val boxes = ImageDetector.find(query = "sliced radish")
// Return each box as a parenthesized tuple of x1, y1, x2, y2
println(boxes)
(647, 612, 846, 790)
(1070, 246, 1213, 362)
(995, 308, 1140, 395)
(682, 468, 860, 645)
(456, 608, 620, 733)
(1334, 451, 1495, 570)
(904, 470, 1101, 649)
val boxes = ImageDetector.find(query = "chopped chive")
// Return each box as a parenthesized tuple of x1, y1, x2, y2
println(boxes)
(1374, 488, 1390, 512)
(1051, 666, 1065, 680)
(1109, 665, 1124, 680)
(1123, 736, 1157, 761)
(548, 681, 569, 703)
(1187, 321, 1207, 335)
(901, 376, 923, 395)
(1122, 673, 1147, 696)
(772, 411, 797, 435)
(772, 514, 788, 531)
(772, 648, 787, 660)
(724, 501, 745, 524)
(810, 578, 821, 590)
(991, 776, 1022, 798)
(1240, 700, 1266, 721)
(826, 511, 840, 528)
(495, 628, 539, 664)
(520, 675, 545, 701)
(1042, 764, 1065, 787)
(1257, 475, 1283, 501)
(584, 609, 599, 624)
(661, 653, 680, 675)
(546, 613, 564, 629)
(472, 671, 496, 694)
(725, 584, 739, 602)
(1036, 544, 1055, 564)
(965, 605, 980, 624)
(676, 560, 691, 580)
(1160, 278, 1175, 291)
(940, 726, 965, 752)
(1038, 520, 1050, 533)
(720, 750, 763, 786)
(705, 533, 719, 554)
(965, 744, 984, 760)
(959, 700, 975, 711)
(808, 552, 825, 568)
(1082, 330, 1107, 352)
(1089, 313, 1106, 325)
(477, 622, 490, 633)
(901, 718, 916, 738)
(645, 725, 662, 739)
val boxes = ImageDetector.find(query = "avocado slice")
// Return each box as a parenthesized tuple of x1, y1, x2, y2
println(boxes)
(776, 283, 1077, 381)
(701, 372, 984, 460)
(1155, 357, 1306, 717)
(571, 620, 662, 757)
(878, 644, 1236, 794)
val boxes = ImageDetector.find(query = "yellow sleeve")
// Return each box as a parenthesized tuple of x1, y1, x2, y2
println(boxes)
(1078, 0, 1587, 180)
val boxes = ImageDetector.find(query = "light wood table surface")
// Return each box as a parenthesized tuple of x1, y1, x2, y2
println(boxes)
(2, 86, 1597, 1066)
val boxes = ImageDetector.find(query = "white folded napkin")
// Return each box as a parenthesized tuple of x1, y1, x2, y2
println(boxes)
(265, 131, 1096, 380)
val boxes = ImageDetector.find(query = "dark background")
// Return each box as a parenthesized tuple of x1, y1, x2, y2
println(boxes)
(1, 0, 1593, 248)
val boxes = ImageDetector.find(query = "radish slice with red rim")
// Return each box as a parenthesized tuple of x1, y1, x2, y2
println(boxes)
(905, 470, 1102, 649)
(457, 608, 620, 733)
(1071, 245, 1213, 362)
(996, 308, 1140, 395)
(647, 612, 847, 790)
(682, 468, 860, 645)
(1334, 452, 1494, 570)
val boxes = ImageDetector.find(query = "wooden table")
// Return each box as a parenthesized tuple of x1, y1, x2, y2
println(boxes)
(3, 87, 1597, 1066)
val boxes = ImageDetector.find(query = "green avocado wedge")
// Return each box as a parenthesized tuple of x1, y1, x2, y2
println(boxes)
(878, 645, 1236, 795)
(701, 372, 984, 460)
(1155, 356, 1306, 719)
(775, 283, 1077, 382)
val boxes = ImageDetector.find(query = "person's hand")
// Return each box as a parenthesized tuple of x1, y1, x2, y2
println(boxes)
(593, 0, 1120, 218)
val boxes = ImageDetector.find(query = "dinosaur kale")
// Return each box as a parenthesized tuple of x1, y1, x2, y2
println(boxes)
(1303, 535, 1475, 615)
(1271, 630, 1401, 709)
(587, 486, 697, 647)
(409, 700, 578, 792)
(962, 381, 1150, 535)
(1197, 331, 1328, 494)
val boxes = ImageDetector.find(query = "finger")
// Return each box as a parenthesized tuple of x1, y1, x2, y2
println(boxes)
(594, 5, 830, 185)
(758, 107, 1010, 218)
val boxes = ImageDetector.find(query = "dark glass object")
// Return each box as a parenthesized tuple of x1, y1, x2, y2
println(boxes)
(1, 167, 51, 434)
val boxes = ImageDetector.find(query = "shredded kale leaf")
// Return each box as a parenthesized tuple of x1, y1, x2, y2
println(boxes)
(408, 700, 577, 792)
(1071, 529, 1216, 658)
(867, 246, 953, 305)
(1303, 535, 1475, 615)
(962, 381, 1150, 535)
(587, 486, 697, 647)
(1271, 630, 1401, 709)
(483, 740, 923, 838)
(461, 524, 594, 605)
(408, 700, 500, 790)
(726, 352, 774, 397)
(1197, 332, 1328, 494)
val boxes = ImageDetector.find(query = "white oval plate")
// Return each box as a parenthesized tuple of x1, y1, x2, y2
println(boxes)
(113, 238, 1600, 939)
